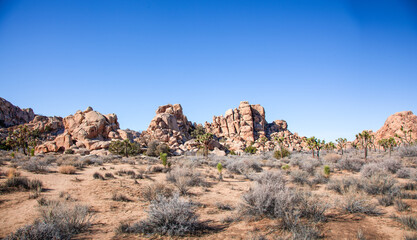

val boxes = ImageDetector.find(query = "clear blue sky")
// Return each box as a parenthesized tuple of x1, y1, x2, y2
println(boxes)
(1, 0, 416, 141)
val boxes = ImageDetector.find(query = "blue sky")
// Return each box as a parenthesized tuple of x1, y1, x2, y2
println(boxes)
(0, 0, 416, 141)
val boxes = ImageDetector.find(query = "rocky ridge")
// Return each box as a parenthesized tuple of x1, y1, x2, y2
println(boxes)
(35, 107, 137, 155)
(0, 97, 35, 128)
(375, 111, 417, 143)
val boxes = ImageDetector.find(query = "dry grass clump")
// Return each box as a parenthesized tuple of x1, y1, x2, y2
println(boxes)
(393, 215, 417, 231)
(58, 165, 77, 174)
(5, 168, 20, 178)
(93, 172, 105, 180)
(141, 182, 174, 202)
(4, 199, 92, 240)
(117, 194, 208, 236)
(112, 193, 132, 202)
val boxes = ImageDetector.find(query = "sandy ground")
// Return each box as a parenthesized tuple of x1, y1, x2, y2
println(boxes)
(1, 153, 417, 239)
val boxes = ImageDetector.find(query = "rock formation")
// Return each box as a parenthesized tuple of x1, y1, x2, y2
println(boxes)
(375, 111, 417, 143)
(205, 101, 307, 152)
(35, 107, 136, 154)
(0, 97, 35, 128)
(140, 104, 193, 149)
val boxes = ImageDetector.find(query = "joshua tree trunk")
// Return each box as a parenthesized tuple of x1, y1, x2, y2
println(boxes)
(312, 150, 315, 158)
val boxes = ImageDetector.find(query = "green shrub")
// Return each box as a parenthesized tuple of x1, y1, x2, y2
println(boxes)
(281, 164, 290, 171)
(229, 150, 236, 155)
(244, 145, 257, 154)
(160, 153, 168, 168)
(146, 141, 169, 157)
(324, 165, 330, 176)
(64, 149, 74, 154)
(274, 148, 290, 159)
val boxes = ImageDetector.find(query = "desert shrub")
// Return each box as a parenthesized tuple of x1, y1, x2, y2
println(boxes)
(399, 145, 417, 158)
(403, 182, 417, 191)
(323, 165, 330, 176)
(2, 177, 42, 192)
(5, 200, 92, 240)
(393, 215, 417, 230)
(395, 199, 410, 212)
(118, 194, 206, 236)
(361, 173, 398, 195)
(274, 148, 290, 159)
(58, 165, 76, 174)
(360, 163, 386, 178)
(240, 171, 327, 229)
(311, 171, 329, 185)
(291, 223, 321, 240)
(323, 153, 341, 163)
(20, 158, 50, 173)
(300, 159, 321, 175)
(93, 172, 105, 180)
(166, 167, 206, 195)
(112, 193, 132, 202)
(215, 202, 234, 211)
(337, 158, 364, 172)
(342, 191, 381, 215)
(397, 168, 413, 179)
(142, 182, 174, 202)
(380, 158, 402, 174)
(281, 164, 290, 171)
(327, 177, 361, 194)
(226, 158, 262, 178)
(146, 141, 170, 157)
(290, 170, 310, 185)
(104, 173, 115, 179)
(64, 149, 74, 154)
(378, 195, 394, 206)
(5, 168, 20, 178)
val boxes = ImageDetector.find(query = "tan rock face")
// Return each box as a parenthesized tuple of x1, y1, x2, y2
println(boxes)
(205, 101, 306, 152)
(375, 111, 417, 143)
(0, 97, 35, 128)
(35, 107, 138, 153)
(140, 104, 193, 147)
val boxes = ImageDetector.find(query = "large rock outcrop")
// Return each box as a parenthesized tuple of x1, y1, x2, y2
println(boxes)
(205, 101, 307, 152)
(35, 107, 136, 153)
(375, 111, 417, 143)
(140, 104, 193, 149)
(0, 97, 35, 128)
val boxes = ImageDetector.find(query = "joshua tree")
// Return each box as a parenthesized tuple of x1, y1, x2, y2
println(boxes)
(306, 136, 325, 159)
(109, 139, 141, 157)
(336, 138, 347, 155)
(306, 137, 317, 158)
(274, 136, 285, 159)
(217, 162, 223, 181)
(387, 137, 397, 157)
(6, 126, 39, 155)
(356, 130, 372, 159)
(325, 141, 336, 152)
(197, 133, 214, 157)
(395, 125, 414, 146)
(378, 139, 389, 152)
